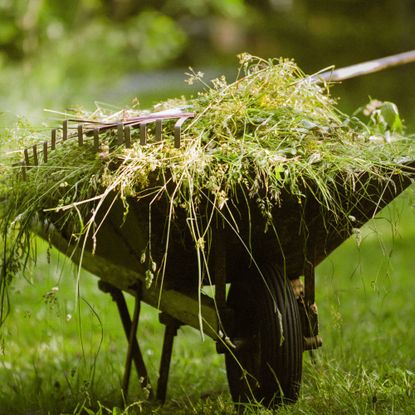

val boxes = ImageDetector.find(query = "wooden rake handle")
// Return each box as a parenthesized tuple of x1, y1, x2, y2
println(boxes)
(316, 49, 415, 82)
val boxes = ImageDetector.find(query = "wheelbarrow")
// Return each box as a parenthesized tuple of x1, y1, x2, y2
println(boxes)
(17, 50, 415, 408)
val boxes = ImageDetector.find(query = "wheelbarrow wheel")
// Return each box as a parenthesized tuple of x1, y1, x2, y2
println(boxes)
(224, 262, 303, 408)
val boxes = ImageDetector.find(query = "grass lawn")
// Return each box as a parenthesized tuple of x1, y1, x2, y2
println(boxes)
(1, 187, 415, 415)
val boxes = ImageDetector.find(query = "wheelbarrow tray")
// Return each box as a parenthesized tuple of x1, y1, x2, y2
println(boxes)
(35, 164, 415, 335)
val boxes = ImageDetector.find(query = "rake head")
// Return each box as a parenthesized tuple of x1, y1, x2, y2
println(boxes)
(19, 109, 195, 179)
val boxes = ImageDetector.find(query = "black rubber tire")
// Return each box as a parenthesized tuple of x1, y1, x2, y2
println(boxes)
(224, 262, 303, 408)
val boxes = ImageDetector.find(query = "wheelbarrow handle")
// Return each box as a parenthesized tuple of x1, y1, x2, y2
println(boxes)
(316, 49, 415, 82)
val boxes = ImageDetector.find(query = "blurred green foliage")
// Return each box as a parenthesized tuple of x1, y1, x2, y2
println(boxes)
(0, 0, 246, 68)
(0, 0, 414, 125)
(2, 0, 414, 70)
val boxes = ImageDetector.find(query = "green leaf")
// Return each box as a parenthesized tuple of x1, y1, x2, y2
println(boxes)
(274, 165, 284, 180)
(380, 102, 403, 133)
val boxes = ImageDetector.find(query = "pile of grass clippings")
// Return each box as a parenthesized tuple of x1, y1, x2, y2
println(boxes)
(1, 54, 414, 321)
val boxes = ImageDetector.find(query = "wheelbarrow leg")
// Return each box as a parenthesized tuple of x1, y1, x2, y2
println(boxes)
(98, 281, 153, 400)
(122, 292, 141, 398)
(156, 313, 182, 403)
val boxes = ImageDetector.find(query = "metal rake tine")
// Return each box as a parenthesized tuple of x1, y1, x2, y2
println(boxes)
(140, 124, 147, 146)
(24, 148, 30, 167)
(174, 116, 192, 148)
(78, 124, 84, 146)
(155, 119, 162, 142)
(51, 129, 57, 150)
(43, 141, 48, 163)
(32, 145, 39, 166)
(124, 126, 131, 148)
(62, 120, 68, 141)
